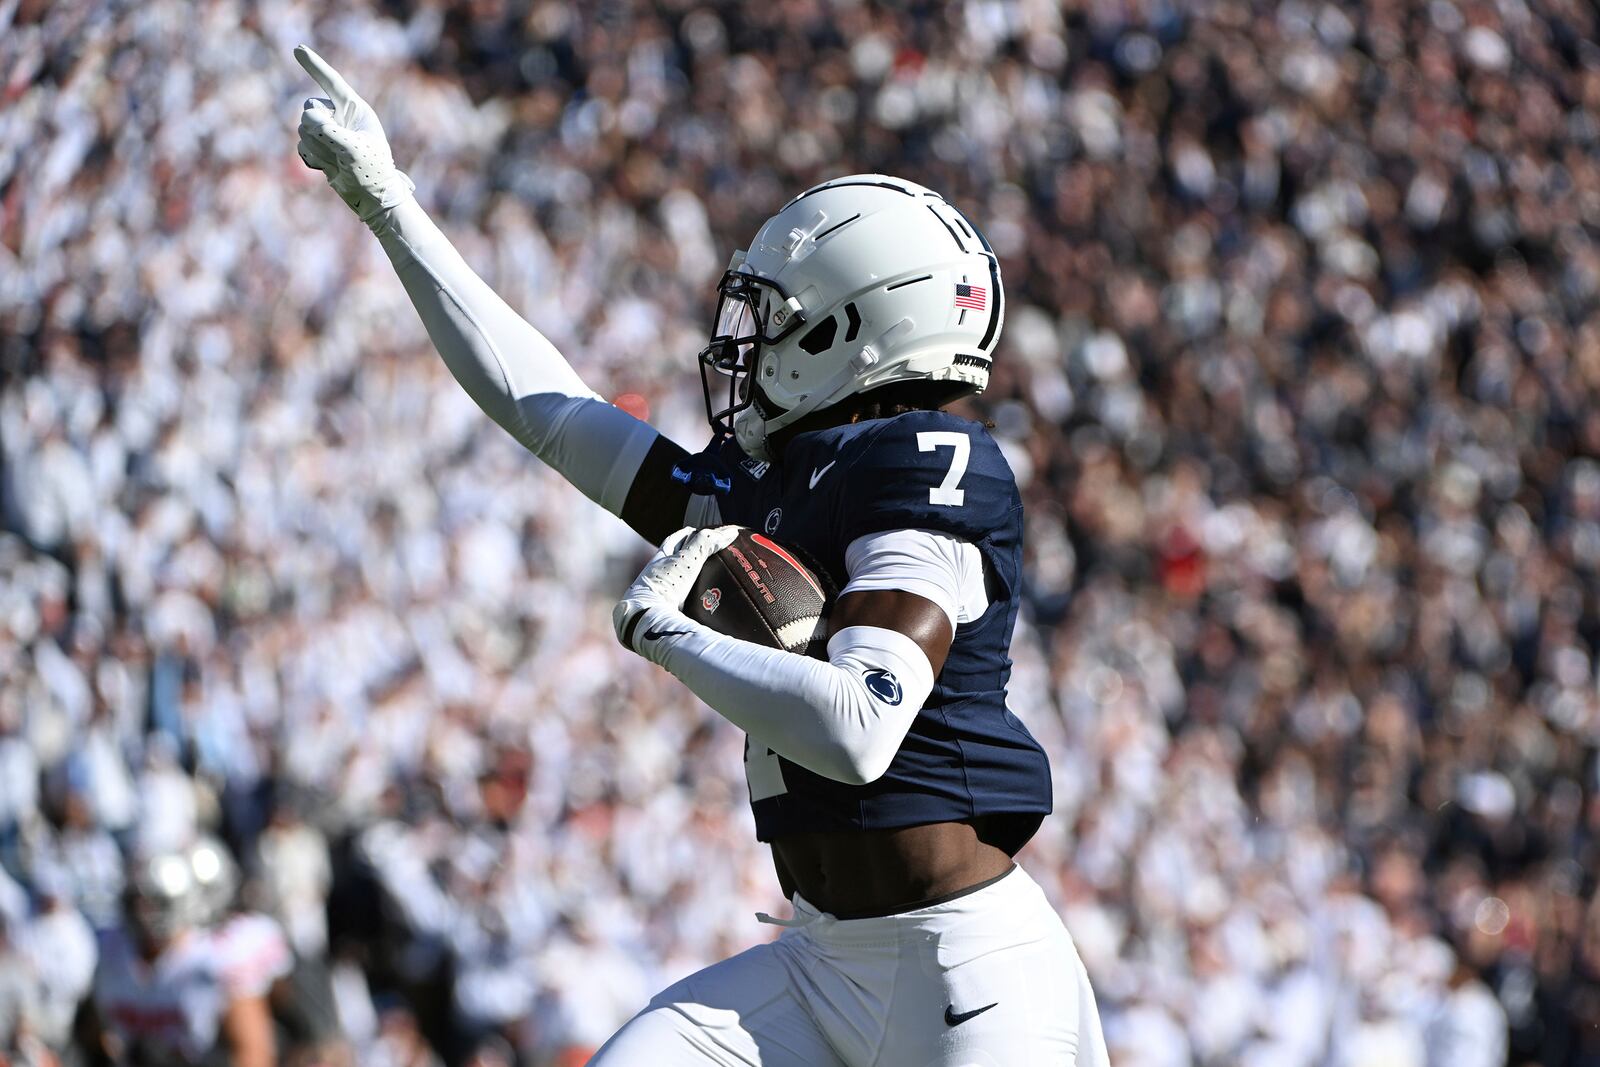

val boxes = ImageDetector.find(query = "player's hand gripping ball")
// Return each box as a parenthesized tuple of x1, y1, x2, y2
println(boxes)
(614, 526, 831, 665)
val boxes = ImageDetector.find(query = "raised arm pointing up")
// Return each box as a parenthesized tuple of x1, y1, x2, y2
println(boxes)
(293, 46, 693, 542)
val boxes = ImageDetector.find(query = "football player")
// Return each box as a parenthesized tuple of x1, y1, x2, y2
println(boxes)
(185, 836, 304, 1045)
(85, 848, 276, 1066)
(294, 47, 1108, 1066)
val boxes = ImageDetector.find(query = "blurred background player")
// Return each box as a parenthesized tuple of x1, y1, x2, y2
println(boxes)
(85, 846, 279, 1067)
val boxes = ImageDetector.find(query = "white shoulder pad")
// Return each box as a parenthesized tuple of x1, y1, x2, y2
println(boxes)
(842, 528, 988, 627)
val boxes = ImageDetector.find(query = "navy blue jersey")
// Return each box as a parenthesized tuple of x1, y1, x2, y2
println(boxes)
(709, 409, 1052, 855)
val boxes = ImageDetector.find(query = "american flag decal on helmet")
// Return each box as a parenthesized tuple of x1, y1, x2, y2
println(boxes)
(954, 283, 987, 311)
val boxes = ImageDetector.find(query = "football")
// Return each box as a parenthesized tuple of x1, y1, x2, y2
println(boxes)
(684, 528, 832, 657)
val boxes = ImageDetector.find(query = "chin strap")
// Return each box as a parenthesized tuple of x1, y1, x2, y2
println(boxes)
(755, 909, 817, 928)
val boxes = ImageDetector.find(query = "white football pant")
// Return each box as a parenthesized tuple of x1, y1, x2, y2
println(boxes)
(590, 865, 1109, 1067)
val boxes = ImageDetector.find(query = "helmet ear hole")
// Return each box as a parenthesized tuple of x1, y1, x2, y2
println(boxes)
(797, 315, 838, 355)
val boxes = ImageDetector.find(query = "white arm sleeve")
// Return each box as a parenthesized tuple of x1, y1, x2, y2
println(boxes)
(652, 527, 976, 784)
(370, 199, 659, 515)
(841, 529, 989, 627)
(659, 623, 934, 786)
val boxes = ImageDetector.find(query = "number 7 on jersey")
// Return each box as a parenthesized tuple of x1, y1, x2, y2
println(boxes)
(917, 431, 970, 506)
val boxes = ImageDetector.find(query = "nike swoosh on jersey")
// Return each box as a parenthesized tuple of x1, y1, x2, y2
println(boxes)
(808, 460, 837, 489)
(643, 627, 690, 641)
(944, 1002, 998, 1027)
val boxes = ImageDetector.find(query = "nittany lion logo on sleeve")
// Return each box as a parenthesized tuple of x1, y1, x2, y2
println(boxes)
(863, 668, 903, 705)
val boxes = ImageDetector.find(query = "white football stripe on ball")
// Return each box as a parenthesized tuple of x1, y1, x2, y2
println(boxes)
(775, 616, 825, 650)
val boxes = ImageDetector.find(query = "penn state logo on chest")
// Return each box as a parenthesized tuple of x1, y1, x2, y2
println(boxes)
(764, 507, 782, 534)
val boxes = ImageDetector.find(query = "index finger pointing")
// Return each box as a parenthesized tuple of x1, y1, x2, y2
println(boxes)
(294, 45, 357, 111)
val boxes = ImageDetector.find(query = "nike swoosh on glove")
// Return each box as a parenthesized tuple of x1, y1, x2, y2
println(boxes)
(293, 45, 415, 226)
(613, 526, 740, 664)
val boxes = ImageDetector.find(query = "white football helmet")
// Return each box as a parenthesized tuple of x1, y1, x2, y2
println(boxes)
(188, 834, 240, 925)
(699, 174, 1004, 460)
(124, 849, 205, 946)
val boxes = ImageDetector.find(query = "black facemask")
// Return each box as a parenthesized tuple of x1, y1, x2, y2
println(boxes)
(697, 268, 806, 438)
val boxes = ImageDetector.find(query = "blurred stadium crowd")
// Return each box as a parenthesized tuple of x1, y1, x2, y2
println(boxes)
(3, 0, 1600, 1064)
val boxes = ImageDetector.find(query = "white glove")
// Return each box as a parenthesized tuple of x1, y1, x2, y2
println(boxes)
(293, 45, 415, 226)
(613, 526, 740, 664)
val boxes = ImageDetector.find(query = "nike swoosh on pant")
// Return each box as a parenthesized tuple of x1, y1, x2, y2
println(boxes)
(944, 1003, 998, 1027)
